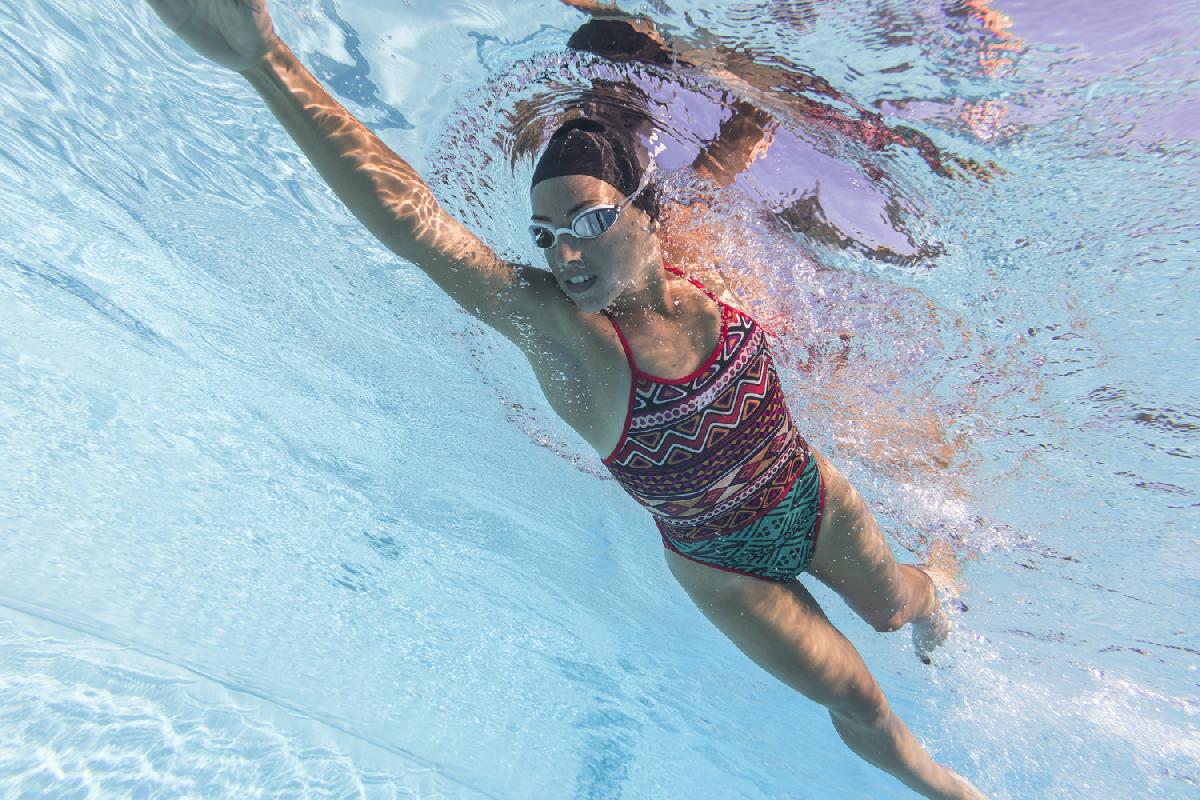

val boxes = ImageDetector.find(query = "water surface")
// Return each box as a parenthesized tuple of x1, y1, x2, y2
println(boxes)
(0, 0, 1197, 797)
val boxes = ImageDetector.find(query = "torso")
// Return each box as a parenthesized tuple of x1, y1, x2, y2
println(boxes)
(522, 264, 822, 580)
(601, 268, 812, 543)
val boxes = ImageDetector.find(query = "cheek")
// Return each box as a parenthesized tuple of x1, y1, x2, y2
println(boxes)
(602, 217, 636, 254)
(611, 224, 652, 265)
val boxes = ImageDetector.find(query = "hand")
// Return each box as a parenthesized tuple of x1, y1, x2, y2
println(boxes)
(558, 0, 631, 18)
(146, 0, 279, 73)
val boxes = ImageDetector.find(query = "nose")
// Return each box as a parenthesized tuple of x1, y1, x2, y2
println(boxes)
(554, 235, 584, 263)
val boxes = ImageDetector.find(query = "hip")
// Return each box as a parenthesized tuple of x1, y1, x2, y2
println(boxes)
(658, 454, 825, 583)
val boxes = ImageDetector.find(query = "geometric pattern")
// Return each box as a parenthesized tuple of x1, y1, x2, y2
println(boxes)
(604, 267, 822, 580)
(661, 454, 824, 581)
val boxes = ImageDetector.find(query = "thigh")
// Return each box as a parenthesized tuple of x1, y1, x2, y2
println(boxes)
(805, 450, 912, 627)
(664, 548, 886, 719)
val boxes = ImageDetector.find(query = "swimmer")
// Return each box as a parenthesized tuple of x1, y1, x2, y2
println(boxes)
(144, 2, 987, 798)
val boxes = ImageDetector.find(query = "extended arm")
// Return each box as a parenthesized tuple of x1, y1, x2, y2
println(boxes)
(558, 0, 631, 18)
(146, 0, 564, 343)
(239, 39, 515, 308)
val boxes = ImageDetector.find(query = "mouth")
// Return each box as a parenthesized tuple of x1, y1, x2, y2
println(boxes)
(562, 274, 598, 294)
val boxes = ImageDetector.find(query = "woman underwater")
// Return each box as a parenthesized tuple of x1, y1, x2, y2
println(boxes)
(145, 2, 988, 798)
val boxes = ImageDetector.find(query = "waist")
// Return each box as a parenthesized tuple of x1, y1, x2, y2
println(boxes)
(608, 421, 810, 534)
(658, 451, 823, 549)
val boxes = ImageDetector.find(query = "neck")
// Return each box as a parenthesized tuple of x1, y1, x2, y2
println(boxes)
(606, 248, 678, 322)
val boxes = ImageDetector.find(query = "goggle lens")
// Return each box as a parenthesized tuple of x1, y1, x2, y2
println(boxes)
(531, 226, 556, 249)
(528, 206, 623, 249)
(574, 207, 618, 237)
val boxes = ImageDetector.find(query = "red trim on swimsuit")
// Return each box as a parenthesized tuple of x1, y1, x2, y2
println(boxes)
(604, 316, 639, 464)
(660, 536, 775, 580)
(602, 263, 813, 542)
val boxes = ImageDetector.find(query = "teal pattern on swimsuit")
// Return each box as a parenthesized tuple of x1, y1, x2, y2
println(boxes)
(662, 454, 824, 582)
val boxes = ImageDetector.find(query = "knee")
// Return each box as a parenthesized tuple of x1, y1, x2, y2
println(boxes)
(818, 674, 891, 729)
(829, 694, 892, 730)
(865, 566, 936, 632)
(856, 599, 908, 633)
(868, 608, 909, 633)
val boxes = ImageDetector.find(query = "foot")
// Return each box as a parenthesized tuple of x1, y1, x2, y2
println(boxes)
(910, 553, 969, 664)
(911, 570, 953, 664)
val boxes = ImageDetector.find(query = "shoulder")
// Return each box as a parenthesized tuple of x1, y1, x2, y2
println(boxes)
(495, 272, 631, 449)
(489, 265, 625, 370)
(481, 265, 574, 342)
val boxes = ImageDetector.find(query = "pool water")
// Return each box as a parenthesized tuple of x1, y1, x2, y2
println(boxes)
(1, 0, 1196, 797)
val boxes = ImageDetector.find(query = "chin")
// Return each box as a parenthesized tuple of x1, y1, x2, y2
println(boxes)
(570, 295, 606, 314)
(563, 285, 614, 314)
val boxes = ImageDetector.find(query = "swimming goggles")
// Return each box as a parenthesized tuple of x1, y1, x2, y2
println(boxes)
(529, 167, 653, 250)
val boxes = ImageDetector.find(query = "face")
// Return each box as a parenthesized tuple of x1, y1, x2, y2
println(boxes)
(529, 174, 657, 313)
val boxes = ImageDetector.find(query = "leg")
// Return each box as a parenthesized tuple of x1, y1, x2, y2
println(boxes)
(806, 451, 948, 655)
(664, 551, 985, 800)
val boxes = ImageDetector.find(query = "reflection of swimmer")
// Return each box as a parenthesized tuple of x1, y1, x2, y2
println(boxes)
(507, 14, 947, 266)
(145, 2, 987, 798)
(561, 0, 997, 181)
(955, 0, 1023, 142)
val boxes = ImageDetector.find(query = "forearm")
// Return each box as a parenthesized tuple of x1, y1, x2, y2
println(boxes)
(239, 38, 503, 283)
(691, 101, 775, 187)
(559, 0, 630, 17)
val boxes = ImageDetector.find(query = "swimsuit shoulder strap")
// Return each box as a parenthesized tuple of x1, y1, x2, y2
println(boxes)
(605, 262, 728, 378)
(604, 311, 639, 375)
(605, 263, 709, 373)
(663, 262, 722, 305)
(662, 262, 781, 339)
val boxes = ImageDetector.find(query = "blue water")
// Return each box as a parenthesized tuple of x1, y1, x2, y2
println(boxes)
(1, 0, 1197, 797)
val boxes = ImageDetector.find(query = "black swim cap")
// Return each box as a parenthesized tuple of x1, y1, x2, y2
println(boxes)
(566, 19, 678, 66)
(531, 118, 657, 219)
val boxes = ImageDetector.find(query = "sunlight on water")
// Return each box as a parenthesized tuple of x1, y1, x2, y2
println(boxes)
(1, 0, 1197, 797)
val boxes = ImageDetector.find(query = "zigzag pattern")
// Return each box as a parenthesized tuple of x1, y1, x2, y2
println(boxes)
(606, 302, 814, 543)
(628, 320, 757, 430)
(626, 358, 771, 467)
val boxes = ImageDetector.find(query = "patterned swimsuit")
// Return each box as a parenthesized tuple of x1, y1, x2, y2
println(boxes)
(603, 268, 825, 582)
